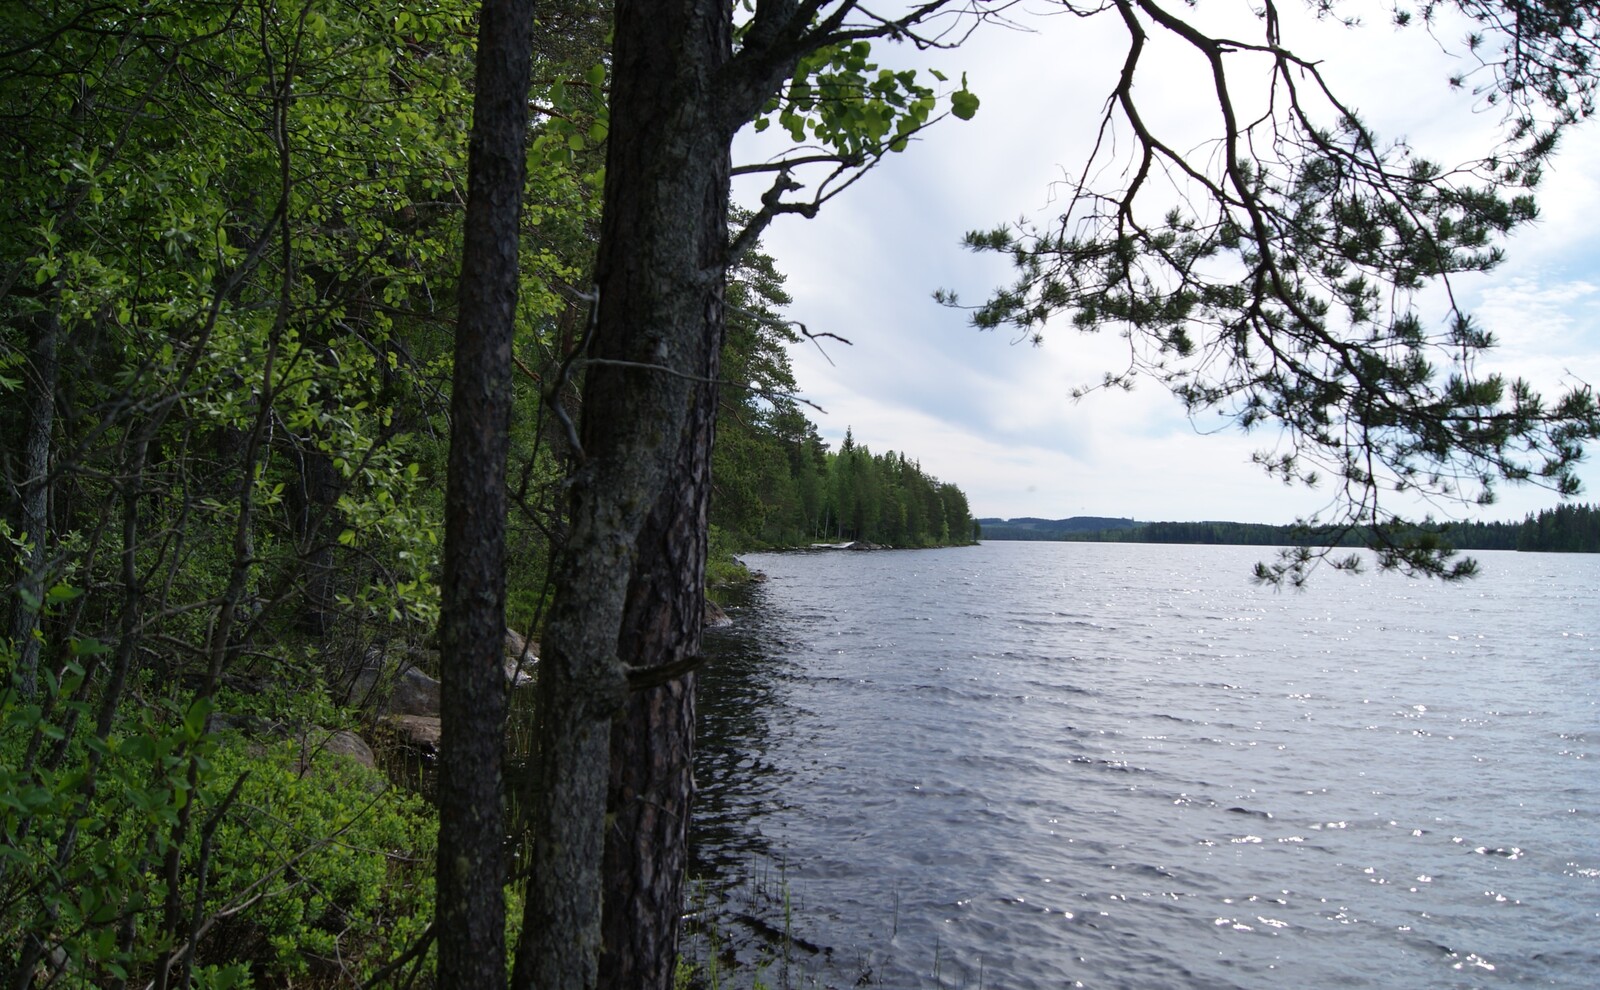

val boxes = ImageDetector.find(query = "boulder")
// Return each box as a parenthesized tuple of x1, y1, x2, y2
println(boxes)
(211, 712, 277, 735)
(224, 720, 380, 779)
(297, 728, 376, 771)
(504, 656, 537, 688)
(704, 599, 732, 628)
(504, 627, 540, 687)
(504, 627, 534, 659)
(389, 665, 441, 716)
(343, 665, 384, 710)
(345, 661, 441, 717)
(381, 714, 441, 753)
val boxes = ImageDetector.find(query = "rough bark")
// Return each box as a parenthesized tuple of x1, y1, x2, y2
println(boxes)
(436, 0, 535, 984)
(508, 0, 856, 982)
(599, 283, 718, 985)
(597, 0, 735, 975)
(512, 2, 736, 987)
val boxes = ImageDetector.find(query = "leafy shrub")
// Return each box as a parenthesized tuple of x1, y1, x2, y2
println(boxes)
(1, 673, 436, 989)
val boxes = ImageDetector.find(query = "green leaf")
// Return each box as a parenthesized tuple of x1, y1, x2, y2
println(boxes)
(45, 582, 82, 605)
(184, 697, 215, 742)
(70, 637, 112, 657)
(951, 89, 979, 121)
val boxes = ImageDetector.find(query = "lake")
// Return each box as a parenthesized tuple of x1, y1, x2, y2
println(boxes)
(686, 541, 1599, 989)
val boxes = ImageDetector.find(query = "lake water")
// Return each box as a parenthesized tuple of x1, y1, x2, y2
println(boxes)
(686, 541, 1600, 989)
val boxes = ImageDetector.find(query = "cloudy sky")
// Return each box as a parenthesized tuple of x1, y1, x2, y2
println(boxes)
(730, 2, 1600, 525)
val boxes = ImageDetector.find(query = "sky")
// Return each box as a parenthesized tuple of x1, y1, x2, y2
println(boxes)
(729, 2, 1600, 525)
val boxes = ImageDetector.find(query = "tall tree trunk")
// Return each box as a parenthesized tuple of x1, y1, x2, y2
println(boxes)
(435, 0, 534, 985)
(599, 246, 720, 983)
(513, 1, 734, 986)
(9, 308, 59, 699)
(289, 441, 339, 638)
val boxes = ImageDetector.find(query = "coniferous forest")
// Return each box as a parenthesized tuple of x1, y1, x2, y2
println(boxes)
(712, 248, 974, 550)
(978, 503, 1600, 553)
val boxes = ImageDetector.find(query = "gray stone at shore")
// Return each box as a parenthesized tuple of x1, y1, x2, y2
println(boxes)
(704, 599, 732, 628)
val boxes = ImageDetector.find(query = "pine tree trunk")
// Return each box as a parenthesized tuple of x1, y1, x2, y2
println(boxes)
(513, 1, 733, 986)
(600, 365, 715, 986)
(290, 444, 339, 638)
(435, 0, 534, 984)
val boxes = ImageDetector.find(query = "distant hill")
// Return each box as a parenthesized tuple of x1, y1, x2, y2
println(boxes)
(977, 516, 1140, 540)
(976, 506, 1600, 552)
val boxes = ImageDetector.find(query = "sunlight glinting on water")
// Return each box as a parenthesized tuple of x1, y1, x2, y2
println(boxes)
(689, 542, 1600, 989)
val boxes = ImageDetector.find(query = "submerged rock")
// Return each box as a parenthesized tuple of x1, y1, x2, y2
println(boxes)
(705, 599, 732, 628)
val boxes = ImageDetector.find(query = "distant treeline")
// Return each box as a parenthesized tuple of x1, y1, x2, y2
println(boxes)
(716, 422, 974, 549)
(975, 516, 1135, 539)
(976, 503, 1600, 553)
(710, 243, 974, 550)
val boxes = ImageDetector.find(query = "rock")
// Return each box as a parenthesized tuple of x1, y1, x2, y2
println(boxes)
(344, 662, 441, 717)
(504, 656, 537, 688)
(704, 599, 732, 628)
(344, 665, 383, 709)
(389, 665, 441, 716)
(211, 712, 277, 735)
(503, 627, 540, 687)
(504, 627, 533, 659)
(298, 728, 376, 771)
(231, 724, 379, 781)
(381, 714, 441, 753)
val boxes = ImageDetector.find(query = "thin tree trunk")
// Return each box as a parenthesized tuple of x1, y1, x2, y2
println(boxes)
(9, 309, 59, 699)
(289, 436, 340, 638)
(435, 0, 535, 984)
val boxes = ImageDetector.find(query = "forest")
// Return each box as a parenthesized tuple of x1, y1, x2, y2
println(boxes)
(6, 0, 1600, 988)
(979, 503, 1600, 553)
(0, 1, 970, 985)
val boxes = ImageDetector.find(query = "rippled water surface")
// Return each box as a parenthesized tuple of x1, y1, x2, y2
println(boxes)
(689, 542, 1599, 989)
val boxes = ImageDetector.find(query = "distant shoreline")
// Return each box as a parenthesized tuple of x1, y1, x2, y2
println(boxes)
(976, 508, 1600, 553)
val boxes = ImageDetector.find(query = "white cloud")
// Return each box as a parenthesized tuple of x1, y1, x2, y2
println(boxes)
(735, 4, 1600, 525)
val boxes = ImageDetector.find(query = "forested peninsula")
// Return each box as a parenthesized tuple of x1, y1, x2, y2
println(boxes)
(978, 503, 1600, 553)
(711, 254, 975, 552)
